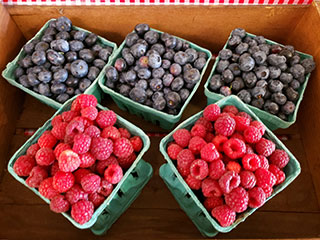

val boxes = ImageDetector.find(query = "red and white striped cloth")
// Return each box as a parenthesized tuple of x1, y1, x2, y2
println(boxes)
(1, 0, 313, 5)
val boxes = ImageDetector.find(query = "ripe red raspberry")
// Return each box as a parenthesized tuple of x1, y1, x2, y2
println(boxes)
(190, 159, 209, 180)
(50, 195, 70, 213)
(211, 205, 236, 227)
(269, 149, 289, 169)
(52, 115, 63, 127)
(117, 153, 136, 169)
(74, 168, 91, 184)
(223, 105, 239, 115)
(185, 175, 202, 190)
(64, 133, 76, 145)
(81, 173, 101, 193)
(188, 136, 206, 155)
(230, 132, 245, 142)
(118, 128, 131, 138)
(203, 104, 221, 121)
(173, 129, 191, 148)
(248, 187, 266, 208)
(66, 119, 85, 136)
(95, 156, 118, 175)
(54, 143, 71, 159)
(81, 106, 98, 121)
(73, 116, 93, 128)
(53, 171, 75, 193)
(50, 161, 60, 176)
(203, 196, 224, 211)
(202, 178, 223, 197)
(58, 150, 81, 172)
(75, 94, 98, 109)
(51, 122, 68, 140)
(84, 125, 101, 138)
(250, 121, 266, 135)
(200, 143, 219, 162)
(240, 170, 256, 189)
(255, 138, 275, 157)
(223, 138, 246, 159)
(130, 136, 143, 152)
(242, 154, 261, 171)
(209, 160, 225, 180)
(212, 135, 228, 152)
(218, 171, 240, 194)
(268, 164, 285, 185)
(27, 143, 40, 157)
(205, 132, 214, 142)
(38, 131, 57, 149)
(195, 117, 213, 132)
(101, 126, 121, 140)
(13, 155, 36, 176)
(113, 138, 134, 158)
(226, 161, 241, 173)
(26, 166, 48, 188)
(167, 143, 183, 160)
(219, 112, 235, 118)
(104, 164, 123, 184)
(246, 144, 254, 154)
(62, 110, 80, 122)
(177, 149, 195, 177)
(65, 184, 89, 205)
(79, 152, 96, 168)
(214, 116, 236, 137)
(237, 112, 252, 121)
(39, 177, 59, 200)
(255, 168, 276, 189)
(234, 116, 250, 132)
(225, 187, 248, 213)
(262, 186, 273, 198)
(71, 200, 94, 224)
(191, 124, 207, 138)
(73, 134, 91, 154)
(222, 155, 233, 164)
(96, 110, 117, 128)
(259, 155, 269, 169)
(244, 126, 262, 143)
(89, 192, 105, 208)
(98, 179, 113, 197)
(90, 137, 113, 160)
(35, 148, 55, 166)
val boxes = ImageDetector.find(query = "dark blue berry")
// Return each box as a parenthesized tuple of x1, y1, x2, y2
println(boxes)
(93, 59, 106, 69)
(254, 36, 266, 44)
(183, 63, 193, 73)
(79, 78, 91, 92)
(137, 68, 151, 79)
(163, 73, 174, 87)
(125, 32, 139, 47)
(152, 91, 164, 102)
(166, 92, 181, 109)
(51, 82, 67, 95)
(148, 53, 162, 68)
(228, 63, 241, 76)
(221, 69, 234, 84)
(258, 44, 270, 55)
(251, 86, 266, 99)
(124, 70, 137, 83)
(280, 72, 293, 84)
(119, 84, 131, 97)
(129, 87, 147, 103)
(231, 28, 246, 38)
(53, 69, 68, 82)
(235, 43, 249, 55)
(56, 93, 69, 103)
(171, 77, 184, 91)
(42, 34, 54, 43)
(237, 89, 251, 103)
(242, 72, 257, 88)
(267, 54, 286, 66)
(151, 44, 165, 56)
(186, 48, 198, 62)
(74, 31, 88, 41)
(251, 98, 264, 109)
(24, 42, 35, 54)
(31, 50, 46, 65)
(50, 39, 70, 52)
(47, 49, 65, 65)
(209, 74, 223, 91)
(38, 83, 51, 96)
(163, 49, 175, 60)
(170, 63, 182, 76)
(230, 77, 244, 93)
(269, 66, 281, 79)
(74, 89, 82, 95)
(85, 33, 97, 47)
(69, 40, 84, 52)
(66, 87, 75, 95)
(105, 66, 119, 82)
(174, 51, 189, 66)
(290, 80, 300, 90)
(136, 80, 148, 90)
(18, 75, 30, 88)
(27, 73, 40, 86)
(281, 101, 295, 115)
(271, 92, 287, 105)
(220, 86, 232, 97)
(268, 80, 283, 93)
(255, 66, 269, 80)
(152, 67, 165, 79)
(179, 88, 190, 102)
(122, 52, 135, 66)
(285, 87, 299, 102)
(153, 96, 166, 111)
(290, 64, 305, 78)
(35, 41, 49, 51)
(130, 43, 147, 58)
(301, 58, 315, 74)
(70, 60, 88, 78)
(98, 48, 111, 62)
(87, 66, 100, 81)
(65, 51, 77, 62)
(194, 57, 206, 70)
(79, 49, 95, 63)
(183, 68, 200, 85)
(135, 23, 150, 36)
(165, 36, 177, 49)
(264, 100, 279, 115)
(55, 16, 72, 32)
(150, 78, 163, 92)
(252, 51, 267, 65)
(66, 76, 79, 87)
(15, 67, 25, 78)
(219, 49, 232, 60)
(144, 30, 159, 45)
(228, 35, 241, 48)
(162, 59, 171, 69)
(239, 53, 255, 72)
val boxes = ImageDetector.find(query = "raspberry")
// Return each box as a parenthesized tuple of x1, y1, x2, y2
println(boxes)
(98, 179, 113, 197)
(81, 173, 101, 193)
(71, 200, 94, 224)
(203, 196, 224, 211)
(219, 112, 235, 118)
(129, 136, 143, 152)
(81, 106, 98, 121)
(269, 149, 290, 169)
(52, 115, 63, 127)
(71, 97, 82, 112)
(237, 112, 252, 121)
(73, 116, 93, 128)
(204, 132, 214, 142)
(234, 116, 250, 132)
(26, 166, 48, 188)
(27, 143, 40, 157)
(58, 150, 81, 172)
(218, 171, 240, 194)
(79, 152, 96, 168)
(226, 161, 241, 173)
(113, 138, 134, 158)
(268, 164, 285, 185)
(185, 175, 202, 190)
(39, 177, 59, 199)
(242, 154, 261, 171)
(51, 122, 68, 140)
(117, 153, 136, 169)
(50, 195, 70, 213)
(50, 161, 60, 176)
(35, 148, 55, 166)
(244, 126, 262, 143)
(95, 156, 118, 175)
(190, 124, 206, 138)
(104, 164, 123, 184)
(255, 138, 275, 157)
(74, 168, 91, 184)
(188, 136, 206, 155)
(101, 126, 121, 140)
(167, 143, 183, 160)
(214, 116, 236, 137)
(177, 149, 195, 177)
(259, 155, 269, 169)
(65, 184, 89, 204)
(200, 143, 219, 162)
(38, 131, 57, 148)
(250, 121, 266, 135)
(96, 110, 117, 129)
(62, 110, 80, 122)
(190, 159, 209, 180)
(13, 155, 36, 176)
(53, 171, 75, 192)
(223, 138, 246, 160)
(212, 135, 228, 152)
(240, 171, 256, 189)
(73, 134, 91, 154)
(54, 143, 71, 159)
(84, 125, 101, 138)
(230, 132, 245, 142)
(209, 160, 225, 180)
(248, 187, 266, 208)
(89, 192, 105, 208)
(66, 119, 84, 136)
(118, 128, 131, 138)
(75, 94, 98, 109)
(262, 186, 273, 198)
(223, 105, 239, 115)
(203, 104, 221, 121)
(64, 133, 76, 145)
(195, 117, 213, 132)
(246, 144, 254, 154)
(225, 187, 248, 213)
(90, 137, 113, 161)
(255, 168, 277, 189)
(173, 129, 191, 148)
(211, 205, 236, 227)
(202, 178, 223, 197)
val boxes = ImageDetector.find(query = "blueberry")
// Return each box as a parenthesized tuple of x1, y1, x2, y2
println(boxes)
(216, 60, 230, 73)
(19, 56, 33, 69)
(90, 60, 104, 70)
(32, 66, 45, 74)
(18, 75, 30, 88)
(43, 62, 51, 70)
(130, 43, 147, 59)
(92, 44, 103, 55)
(44, 27, 57, 36)
(24, 42, 35, 54)
(51, 82, 67, 94)
(185, 48, 198, 63)
(279, 49, 293, 60)
(285, 87, 299, 102)
(69, 40, 84, 52)
(163, 49, 175, 61)
(269, 66, 281, 79)
(263, 100, 279, 115)
(135, 23, 150, 36)
(152, 91, 164, 102)
(151, 96, 165, 111)
(230, 77, 244, 93)
(119, 84, 131, 97)
(115, 58, 127, 72)
(122, 50, 135, 65)
(220, 86, 232, 97)
(183, 63, 193, 73)
(228, 35, 242, 48)
(87, 66, 100, 81)
(270, 44, 282, 54)
(125, 32, 139, 47)
(237, 89, 251, 103)
(137, 39, 148, 46)
(124, 70, 137, 83)
(27, 73, 40, 86)
(268, 80, 283, 93)
(53, 69, 68, 82)
(150, 78, 163, 92)
(267, 54, 286, 66)
(280, 72, 293, 84)
(165, 36, 177, 49)
(218, 49, 232, 60)
(105, 66, 119, 82)
(264, 90, 271, 100)
(66, 87, 75, 95)
(47, 49, 65, 65)
(239, 53, 255, 72)
(70, 59, 88, 78)
(148, 53, 162, 68)
(73, 30, 87, 41)
(231, 53, 240, 62)
(184, 68, 200, 85)
(252, 51, 267, 65)
(301, 58, 316, 74)
(194, 57, 206, 70)
(174, 38, 183, 51)
(256, 80, 268, 89)
(145, 88, 153, 98)
(136, 68, 151, 80)
(144, 30, 159, 45)
(160, 32, 171, 42)
(79, 78, 91, 92)
(185, 82, 195, 90)
(163, 87, 171, 96)
(242, 72, 257, 88)
(166, 92, 181, 109)
(251, 86, 266, 99)
(98, 48, 111, 62)
(258, 44, 270, 55)
(235, 42, 249, 55)
(221, 69, 234, 84)
(163, 73, 174, 87)
(129, 87, 147, 103)
(290, 79, 300, 90)
(136, 80, 148, 90)
(279, 63, 288, 71)
(289, 64, 306, 79)
(105, 79, 115, 89)
(231, 28, 246, 38)
(35, 41, 49, 52)
(42, 34, 54, 43)
(162, 59, 171, 69)
(278, 112, 288, 121)
(254, 36, 265, 44)
(251, 98, 264, 109)
(79, 49, 95, 63)
(55, 16, 72, 32)
(15, 67, 25, 78)
(74, 89, 82, 95)
(56, 31, 71, 41)
(248, 46, 260, 55)
(171, 77, 184, 91)
(151, 43, 165, 56)
(254, 66, 269, 80)
(198, 52, 207, 59)
(170, 63, 182, 76)
(289, 54, 300, 66)
(209, 74, 223, 91)
(51, 65, 63, 73)
(281, 101, 295, 115)
(85, 33, 98, 47)
(30, 50, 46, 66)
(152, 67, 165, 79)
(56, 93, 69, 103)
(38, 83, 51, 96)
(271, 92, 287, 105)
(172, 51, 188, 66)
(137, 56, 149, 68)
(226, 63, 240, 77)
(178, 88, 189, 102)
